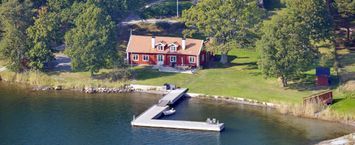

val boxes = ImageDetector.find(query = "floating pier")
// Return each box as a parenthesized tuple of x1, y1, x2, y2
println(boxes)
(131, 88, 224, 132)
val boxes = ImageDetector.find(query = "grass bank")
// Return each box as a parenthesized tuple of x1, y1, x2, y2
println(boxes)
(0, 70, 125, 89)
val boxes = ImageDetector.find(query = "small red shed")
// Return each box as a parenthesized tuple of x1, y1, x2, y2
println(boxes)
(316, 67, 330, 86)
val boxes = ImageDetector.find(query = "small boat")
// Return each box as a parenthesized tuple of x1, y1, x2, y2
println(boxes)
(163, 108, 176, 116)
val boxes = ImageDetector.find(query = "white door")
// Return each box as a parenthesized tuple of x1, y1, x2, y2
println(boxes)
(157, 55, 164, 65)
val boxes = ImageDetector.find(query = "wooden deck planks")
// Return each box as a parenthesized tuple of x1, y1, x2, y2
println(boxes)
(131, 88, 224, 132)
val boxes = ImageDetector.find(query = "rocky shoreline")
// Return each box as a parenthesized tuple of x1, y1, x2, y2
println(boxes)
(317, 133, 355, 145)
(31, 84, 279, 108)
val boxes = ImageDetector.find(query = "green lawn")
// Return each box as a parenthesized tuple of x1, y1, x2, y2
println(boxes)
(131, 49, 317, 104)
(338, 49, 355, 72)
(333, 46, 355, 117)
(331, 92, 355, 116)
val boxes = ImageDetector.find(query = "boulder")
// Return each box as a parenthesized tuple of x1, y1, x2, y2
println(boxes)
(55, 85, 62, 90)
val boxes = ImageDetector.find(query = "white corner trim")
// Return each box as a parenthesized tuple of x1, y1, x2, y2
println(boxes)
(197, 40, 204, 56)
(126, 35, 133, 53)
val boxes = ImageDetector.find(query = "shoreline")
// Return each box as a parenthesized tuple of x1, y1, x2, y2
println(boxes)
(75, 84, 355, 128)
(1, 81, 355, 128)
(0, 81, 354, 142)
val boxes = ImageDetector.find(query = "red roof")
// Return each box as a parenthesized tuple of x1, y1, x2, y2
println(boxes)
(126, 35, 204, 55)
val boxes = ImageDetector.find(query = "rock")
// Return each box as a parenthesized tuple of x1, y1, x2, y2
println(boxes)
(41, 86, 52, 91)
(317, 133, 355, 145)
(84, 87, 96, 94)
(342, 81, 355, 92)
(55, 85, 62, 90)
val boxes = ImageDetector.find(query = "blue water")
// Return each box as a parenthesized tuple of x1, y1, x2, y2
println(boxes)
(0, 82, 353, 145)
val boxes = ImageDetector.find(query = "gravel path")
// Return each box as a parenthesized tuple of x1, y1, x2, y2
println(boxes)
(120, 0, 181, 25)
(121, 18, 180, 25)
(46, 53, 72, 72)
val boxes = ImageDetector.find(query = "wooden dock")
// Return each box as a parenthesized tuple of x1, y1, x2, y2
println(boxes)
(131, 88, 224, 132)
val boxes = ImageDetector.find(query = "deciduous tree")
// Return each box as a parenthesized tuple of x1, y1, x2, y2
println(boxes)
(182, 0, 264, 64)
(64, 2, 117, 75)
(334, 0, 355, 41)
(0, 0, 33, 72)
(283, 0, 334, 41)
(257, 11, 318, 87)
(27, 7, 60, 70)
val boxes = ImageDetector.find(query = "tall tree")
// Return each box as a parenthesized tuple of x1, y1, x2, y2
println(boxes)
(27, 7, 60, 70)
(0, 0, 33, 72)
(257, 10, 319, 87)
(64, 2, 118, 75)
(182, 0, 264, 64)
(334, 0, 355, 41)
(283, 0, 334, 41)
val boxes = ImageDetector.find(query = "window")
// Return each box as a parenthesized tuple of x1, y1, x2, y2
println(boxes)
(143, 55, 149, 61)
(170, 56, 177, 62)
(133, 54, 139, 61)
(157, 55, 164, 62)
(170, 45, 177, 51)
(157, 45, 164, 51)
(189, 56, 195, 63)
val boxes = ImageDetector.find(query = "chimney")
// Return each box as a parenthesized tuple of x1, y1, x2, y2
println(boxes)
(151, 36, 156, 48)
(182, 38, 186, 50)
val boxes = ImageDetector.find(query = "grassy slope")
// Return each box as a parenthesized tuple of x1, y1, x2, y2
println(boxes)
(0, 70, 124, 89)
(332, 48, 355, 116)
(132, 49, 315, 104)
(331, 96, 355, 116)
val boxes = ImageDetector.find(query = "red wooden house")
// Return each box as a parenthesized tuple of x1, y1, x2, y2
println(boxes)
(126, 35, 210, 68)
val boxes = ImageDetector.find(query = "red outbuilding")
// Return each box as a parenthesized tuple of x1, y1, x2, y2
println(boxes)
(316, 67, 331, 86)
(126, 35, 210, 68)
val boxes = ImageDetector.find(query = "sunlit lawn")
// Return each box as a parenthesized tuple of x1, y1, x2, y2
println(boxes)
(131, 49, 318, 104)
(331, 92, 355, 117)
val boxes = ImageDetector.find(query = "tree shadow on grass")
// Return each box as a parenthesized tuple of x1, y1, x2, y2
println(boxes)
(287, 74, 340, 91)
(131, 66, 177, 81)
(338, 51, 355, 68)
(91, 69, 132, 81)
(332, 98, 345, 105)
(208, 54, 258, 69)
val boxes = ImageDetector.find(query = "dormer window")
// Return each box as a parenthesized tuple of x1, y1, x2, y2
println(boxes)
(157, 45, 164, 51)
(156, 42, 166, 51)
(169, 43, 178, 52)
(170, 45, 177, 51)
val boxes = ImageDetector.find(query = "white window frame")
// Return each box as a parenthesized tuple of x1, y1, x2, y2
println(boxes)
(133, 54, 139, 61)
(157, 54, 164, 62)
(170, 45, 177, 51)
(189, 56, 195, 63)
(143, 55, 149, 61)
(170, 56, 177, 63)
(157, 45, 164, 51)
